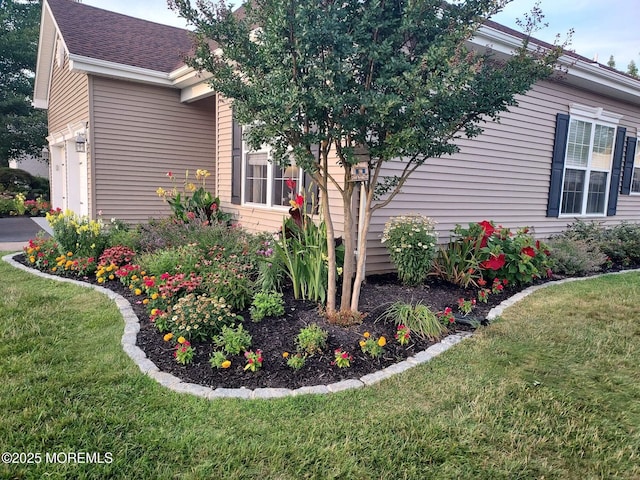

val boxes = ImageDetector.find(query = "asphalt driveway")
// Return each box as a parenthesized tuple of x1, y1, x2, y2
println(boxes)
(0, 217, 51, 251)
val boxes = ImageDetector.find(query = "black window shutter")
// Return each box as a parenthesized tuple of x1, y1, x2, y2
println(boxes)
(621, 136, 637, 195)
(607, 126, 627, 216)
(231, 112, 242, 205)
(546, 113, 570, 217)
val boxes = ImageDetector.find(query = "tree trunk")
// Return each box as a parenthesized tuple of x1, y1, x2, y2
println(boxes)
(339, 182, 355, 311)
(350, 186, 374, 312)
(317, 159, 337, 316)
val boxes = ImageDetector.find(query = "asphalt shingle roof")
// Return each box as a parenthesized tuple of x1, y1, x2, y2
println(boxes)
(48, 0, 193, 73)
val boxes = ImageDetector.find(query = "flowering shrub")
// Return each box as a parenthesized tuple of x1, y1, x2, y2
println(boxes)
(203, 261, 254, 311)
(174, 337, 195, 365)
(244, 349, 263, 372)
(156, 169, 231, 224)
(395, 325, 411, 345)
(437, 307, 456, 326)
(23, 197, 51, 217)
(359, 332, 386, 358)
(457, 297, 476, 315)
(381, 214, 438, 285)
(54, 252, 97, 276)
(210, 351, 231, 369)
(332, 349, 352, 368)
(169, 293, 240, 341)
(46, 209, 108, 258)
(435, 221, 552, 287)
(23, 237, 59, 271)
(98, 245, 136, 267)
(283, 352, 306, 370)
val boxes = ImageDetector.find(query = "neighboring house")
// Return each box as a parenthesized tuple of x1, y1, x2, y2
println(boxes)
(9, 155, 50, 179)
(35, 0, 640, 274)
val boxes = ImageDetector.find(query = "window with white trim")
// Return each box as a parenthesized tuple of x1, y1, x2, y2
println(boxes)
(559, 105, 622, 216)
(630, 139, 640, 193)
(242, 143, 303, 208)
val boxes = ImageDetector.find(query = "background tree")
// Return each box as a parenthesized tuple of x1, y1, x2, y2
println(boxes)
(169, 0, 567, 315)
(607, 55, 616, 68)
(0, 0, 47, 167)
(627, 59, 638, 78)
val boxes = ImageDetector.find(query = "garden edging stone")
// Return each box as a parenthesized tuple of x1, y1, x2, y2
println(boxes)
(5, 251, 639, 399)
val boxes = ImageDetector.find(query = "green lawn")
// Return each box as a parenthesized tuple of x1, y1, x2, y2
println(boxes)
(1, 254, 639, 479)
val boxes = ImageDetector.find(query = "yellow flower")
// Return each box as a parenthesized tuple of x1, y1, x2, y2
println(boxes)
(221, 360, 231, 369)
(282, 352, 289, 358)
(177, 336, 186, 344)
(151, 293, 159, 300)
(67, 251, 73, 257)
(97, 277, 104, 284)
(142, 298, 149, 305)
(151, 308, 159, 316)
(29, 256, 35, 263)
(51, 267, 57, 272)
(163, 333, 174, 342)
(140, 271, 146, 276)
(186, 183, 196, 192)
(363, 332, 370, 339)
(359, 340, 366, 348)
(377, 336, 387, 347)
(156, 187, 166, 197)
(131, 275, 138, 281)
(108, 274, 115, 280)
(134, 288, 142, 295)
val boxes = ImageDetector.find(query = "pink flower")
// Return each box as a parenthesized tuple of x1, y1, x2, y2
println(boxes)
(166, 171, 173, 178)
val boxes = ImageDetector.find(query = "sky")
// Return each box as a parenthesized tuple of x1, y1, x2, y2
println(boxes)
(82, 0, 639, 70)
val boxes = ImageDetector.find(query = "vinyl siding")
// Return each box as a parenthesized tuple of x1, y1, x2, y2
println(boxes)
(48, 52, 89, 134)
(365, 79, 640, 273)
(91, 77, 216, 222)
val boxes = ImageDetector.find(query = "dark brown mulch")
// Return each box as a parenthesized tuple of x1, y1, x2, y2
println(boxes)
(19, 252, 633, 391)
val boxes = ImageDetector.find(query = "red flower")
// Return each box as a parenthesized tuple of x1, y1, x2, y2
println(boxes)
(160, 272, 171, 280)
(145, 279, 155, 287)
(295, 194, 304, 208)
(480, 254, 506, 271)
(521, 246, 536, 258)
(478, 220, 495, 237)
(286, 178, 296, 190)
(166, 171, 173, 178)
(477, 278, 487, 287)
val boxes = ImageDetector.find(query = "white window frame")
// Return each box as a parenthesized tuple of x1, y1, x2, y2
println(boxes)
(630, 137, 640, 194)
(241, 140, 304, 209)
(559, 104, 622, 217)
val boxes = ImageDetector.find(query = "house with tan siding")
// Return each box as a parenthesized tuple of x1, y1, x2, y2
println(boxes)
(35, 0, 640, 273)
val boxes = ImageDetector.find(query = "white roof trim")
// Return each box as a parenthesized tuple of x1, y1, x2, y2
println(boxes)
(67, 54, 173, 86)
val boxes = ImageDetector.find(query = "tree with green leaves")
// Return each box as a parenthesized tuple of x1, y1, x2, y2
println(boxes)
(628, 59, 638, 78)
(0, 0, 47, 167)
(169, 0, 567, 315)
(607, 55, 616, 68)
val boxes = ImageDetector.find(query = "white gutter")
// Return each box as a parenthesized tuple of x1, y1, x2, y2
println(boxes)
(68, 54, 173, 86)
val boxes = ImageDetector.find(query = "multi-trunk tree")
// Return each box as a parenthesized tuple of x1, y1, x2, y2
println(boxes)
(0, 0, 47, 167)
(169, 0, 568, 315)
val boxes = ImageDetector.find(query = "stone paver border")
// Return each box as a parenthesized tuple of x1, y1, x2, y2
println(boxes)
(4, 251, 638, 399)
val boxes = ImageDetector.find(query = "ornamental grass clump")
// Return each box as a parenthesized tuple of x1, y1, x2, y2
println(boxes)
(169, 293, 240, 341)
(381, 301, 447, 341)
(381, 214, 438, 286)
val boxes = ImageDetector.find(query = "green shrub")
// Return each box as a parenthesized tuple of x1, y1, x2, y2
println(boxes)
(381, 214, 438, 285)
(168, 293, 240, 341)
(137, 244, 201, 277)
(210, 350, 230, 369)
(0, 197, 15, 216)
(380, 301, 447, 341)
(250, 291, 285, 322)
(295, 324, 328, 355)
(213, 324, 252, 355)
(285, 352, 306, 370)
(600, 222, 640, 266)
(561, 219, 606, 244)
(547, 237, 606, 275)
(203, 261, 255, 311)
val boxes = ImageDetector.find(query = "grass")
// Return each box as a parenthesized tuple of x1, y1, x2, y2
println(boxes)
(1, 253, 639, 479)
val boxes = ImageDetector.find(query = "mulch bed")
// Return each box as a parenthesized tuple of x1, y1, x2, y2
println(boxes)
(14, 252, 636, 390)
